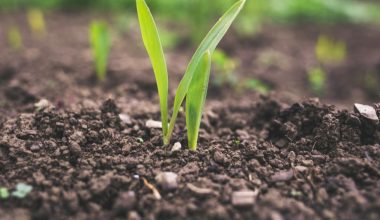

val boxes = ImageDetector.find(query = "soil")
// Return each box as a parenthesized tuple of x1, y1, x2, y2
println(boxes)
(0, 12, 380, 220)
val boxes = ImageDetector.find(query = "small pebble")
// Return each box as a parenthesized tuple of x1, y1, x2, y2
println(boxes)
(155, 172, 178, 190)
(30, 145, 40, 152)
(35, 99, 52, 110)
(354, 103, 379, 122)
(270, 170, 294, 182)
(187, 183, 214, 195)
(145, 120, 162, 129)
(119, 114, 132, 125)
(171, 142, 182, 152)
(301, 159, 314, 167)
(128, 211, 141, 220)
(295, 166, 308, 173)
(231, 190, 258, 207)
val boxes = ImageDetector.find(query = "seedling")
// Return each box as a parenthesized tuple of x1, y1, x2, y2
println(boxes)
(315, 35, 346, 65)
(27, 8, 46, 36)
(7, 26, 23, 51)
(244, 78, 270, 95)
(212, 49, 239, 87)
(136, 0, 245, 150)
(11, 183, 33, 198)
(308, 67, 327, 95)
(0, 187, 9, 199)
(90, 21, 111, 81)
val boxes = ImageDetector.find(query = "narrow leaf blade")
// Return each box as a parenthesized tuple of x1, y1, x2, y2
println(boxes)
(136, 0, 169, 139)
(90, 21, 110, 81)
(186, 51, 212, 150)
(166, 0, 246, 142)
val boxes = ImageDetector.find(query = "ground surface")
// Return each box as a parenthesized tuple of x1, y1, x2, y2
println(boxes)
(0, 13, 380, 220)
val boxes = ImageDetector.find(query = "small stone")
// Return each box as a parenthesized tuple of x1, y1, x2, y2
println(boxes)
(155, 172, 178, 190)
(145, 120, 162, 129)
(119, 114, 132, 125)
(354, 103, 379, 123)
(213, 151, 226, 165)
(128, 211, 141, 220)
(231, 190, 258, 207)
(301, 160, 314, 167)
(171, 142, 182, 152)
(187, 183, 214, 195)
(35, 99, 52, 110)
(270, 170, 294, 182)
(69, 142, 82, 156)
(275, 138, 288, 148)
(30, 145, 40, 152)
(295, 166, 308, 173)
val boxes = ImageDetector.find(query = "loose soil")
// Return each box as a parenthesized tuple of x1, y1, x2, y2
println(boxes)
(0, 12, 380, 220)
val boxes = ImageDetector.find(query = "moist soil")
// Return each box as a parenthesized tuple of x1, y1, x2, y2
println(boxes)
(0, 12, 380, 220)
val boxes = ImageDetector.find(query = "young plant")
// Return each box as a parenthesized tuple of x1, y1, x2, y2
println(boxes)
(0, 187, 9, 199)
(315, 35, 346, 65)
(7, 26, 23, 51)
(308, 67, 327, 95)
(89, 21, 111, 81)
(27, 8, 46, 37)
(212, 49, 239, 87)
(136, 0, 245, 150)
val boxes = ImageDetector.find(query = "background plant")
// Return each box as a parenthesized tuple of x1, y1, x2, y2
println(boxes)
(27, 8, 46, 36)
(315, 35, 347, 65)
(90, 21, 111, 81)
(137, 0, 245, 150)
(7, 26, 23, 51)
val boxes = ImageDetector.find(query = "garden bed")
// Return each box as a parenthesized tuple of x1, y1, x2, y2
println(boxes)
(0, 13, 380, 220)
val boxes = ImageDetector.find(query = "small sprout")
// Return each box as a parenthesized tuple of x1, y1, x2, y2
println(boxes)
(243, 78, 270, 95)
(27, 8, 46, 37)
(7, 27, 23, 51)
(308, 67, 327, 95)
(90, 21, 111, 81)
(11, 183, 33, 198)
(0, 187, 10, 199)
(212, 49, 239, 87)
(315, 35, 346, 65)
(233, 139, 241, 145)
(136, 0, 246, 149)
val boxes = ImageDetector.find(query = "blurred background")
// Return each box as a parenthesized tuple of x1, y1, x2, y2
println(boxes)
(1, 0, 380, 110)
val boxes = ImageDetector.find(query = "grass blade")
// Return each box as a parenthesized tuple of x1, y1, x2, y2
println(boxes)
(166, 0, 246, 143)
(186, 51, 212, 150)
(136, 0, 169, 140)
(90, 21, 110, 81)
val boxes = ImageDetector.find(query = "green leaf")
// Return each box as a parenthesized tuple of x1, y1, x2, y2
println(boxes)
(90, 21, 110, 81)
(0, 187, 9, 199)
(166, 0, 246, 143)
(186, 51, 212, 150)
(11, 183, 33, 199)
(136, 0, 169, 141)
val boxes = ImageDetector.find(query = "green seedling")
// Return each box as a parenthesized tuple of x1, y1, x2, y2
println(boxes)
(136, 0, 245, 150)
(315, 35, 346, 65)
(243, 78, 270, 95)
(90, 21, 111, 81)
(212, 49, 239, 87)
(7, 26, 23, 51)
(0, 187, 9, 199)
(308, 67, 327, 95)
(27, 8, 46, 36)
(11, 183, 33, 198)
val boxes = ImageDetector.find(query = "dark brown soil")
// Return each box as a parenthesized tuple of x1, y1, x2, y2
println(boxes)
(1, 12, 380, 220)
(1, 98, 380, 220)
